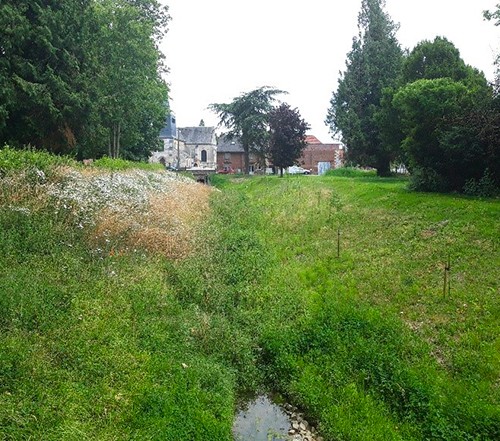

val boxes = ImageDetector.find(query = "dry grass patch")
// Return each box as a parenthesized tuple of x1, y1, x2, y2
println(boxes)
(2, 164, 214, 259)
(92, 182, 213, 259)
(142, 184, 211, 255)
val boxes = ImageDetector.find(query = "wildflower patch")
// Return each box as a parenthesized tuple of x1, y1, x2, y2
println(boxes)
(2, 166, 212, 259)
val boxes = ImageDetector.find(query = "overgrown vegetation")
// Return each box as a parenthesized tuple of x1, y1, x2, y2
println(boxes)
(325, 166, 377, 178)
(1, 152, 499, 439)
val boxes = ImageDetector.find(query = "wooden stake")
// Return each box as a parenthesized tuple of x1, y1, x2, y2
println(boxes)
(443, 254, 451, 297)
(447, 254, 451, 296)
(337, 227, 340, 258)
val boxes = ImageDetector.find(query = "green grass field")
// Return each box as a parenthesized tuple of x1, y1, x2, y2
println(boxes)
(1, 151, 499, 440)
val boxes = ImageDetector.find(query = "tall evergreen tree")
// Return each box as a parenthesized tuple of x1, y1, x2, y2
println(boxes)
(0, 0, 91, 153)
(326, 0, 403, 176)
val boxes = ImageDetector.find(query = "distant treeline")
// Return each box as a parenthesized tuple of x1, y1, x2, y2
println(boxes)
(0, 0, 170, 161)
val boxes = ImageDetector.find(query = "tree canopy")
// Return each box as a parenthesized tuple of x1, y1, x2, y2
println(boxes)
(0, 0, 169, 160)
(390, 34, 496, 193)
(327, 5, 498, 194)
(267, 104, 309, 176)
(0, 0, 90, 153)
(209, 86, 285, 174)
(401, 37, 469, 83)
(326, 0, 403, 176)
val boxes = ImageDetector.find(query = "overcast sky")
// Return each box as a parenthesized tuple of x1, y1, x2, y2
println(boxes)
(160, 0, 500, 143)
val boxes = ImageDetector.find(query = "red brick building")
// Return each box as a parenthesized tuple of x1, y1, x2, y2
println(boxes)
(216, 135, 260, 173)
(216, 134, 343, 175)
(298, 135, 343, 175)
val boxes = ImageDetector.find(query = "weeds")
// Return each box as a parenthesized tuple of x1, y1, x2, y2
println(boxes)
(1, 151, 499, 440)
(325, 166, 377, 178)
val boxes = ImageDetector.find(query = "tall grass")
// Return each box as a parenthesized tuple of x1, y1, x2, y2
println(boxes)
(325, 166, 377, 178)
(1, 151, 499, 439)
(0, 150, 235, 439)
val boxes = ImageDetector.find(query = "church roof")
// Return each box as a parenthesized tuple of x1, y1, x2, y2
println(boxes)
(305, 135, 322, 144)
(178, 127, 215, 145)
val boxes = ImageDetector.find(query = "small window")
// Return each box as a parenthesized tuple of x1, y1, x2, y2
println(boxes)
(224, 152, 230, 160)
(201, 150, 207, 162)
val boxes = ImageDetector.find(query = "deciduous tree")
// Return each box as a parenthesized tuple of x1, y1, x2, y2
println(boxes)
(267, 104, 309, 176)
(82, 0, 169, 159)
(393, 78, 495, 192)
(402, 37, 469, 84)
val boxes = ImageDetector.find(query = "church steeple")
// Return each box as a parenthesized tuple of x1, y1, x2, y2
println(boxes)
(159, 101, 176, 140)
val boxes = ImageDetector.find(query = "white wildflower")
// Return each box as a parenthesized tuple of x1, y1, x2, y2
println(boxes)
(8, 206, 31, 216)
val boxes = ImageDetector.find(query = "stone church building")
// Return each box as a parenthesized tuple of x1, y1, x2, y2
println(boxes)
(150, 112, 217, 169)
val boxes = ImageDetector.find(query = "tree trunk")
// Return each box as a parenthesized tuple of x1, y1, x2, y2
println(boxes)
(109, 123, 121, 159)
(376, 157, 391, 177)
(116, 121, 121, 158)
(244, 148, 250, 174)
(112, 125, 117, 159)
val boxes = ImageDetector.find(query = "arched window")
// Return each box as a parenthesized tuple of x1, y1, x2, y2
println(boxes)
(201, 149, 207, 162)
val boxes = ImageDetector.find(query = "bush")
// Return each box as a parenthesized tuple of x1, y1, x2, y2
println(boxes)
(463, 169, 499, 197)
(0, 146, 75, 178)
(408, 167, 448, 192)
(325, 167, 377, 178)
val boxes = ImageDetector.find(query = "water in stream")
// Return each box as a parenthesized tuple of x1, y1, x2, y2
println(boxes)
(232, 395, 291, 441)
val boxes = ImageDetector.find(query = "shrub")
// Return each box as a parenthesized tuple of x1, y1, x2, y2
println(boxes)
(408, 166, 447, 192)
(325, 167, 377, 178)
(463, 169, 499, 197)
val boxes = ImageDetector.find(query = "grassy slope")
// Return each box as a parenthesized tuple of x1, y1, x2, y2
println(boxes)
(1, 154, 499, 440)
(236, 175, 499, 440)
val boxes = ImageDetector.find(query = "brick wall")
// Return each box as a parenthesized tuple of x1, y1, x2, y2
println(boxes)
(217, 152, 245, 173)
(300, 143, 343, 174)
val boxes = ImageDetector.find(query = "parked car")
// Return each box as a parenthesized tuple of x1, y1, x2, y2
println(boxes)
(287, 165, 311, 175)
(217, 168, 234, 174)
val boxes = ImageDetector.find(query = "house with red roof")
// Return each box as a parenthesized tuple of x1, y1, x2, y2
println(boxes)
(299, 136, 343, 174)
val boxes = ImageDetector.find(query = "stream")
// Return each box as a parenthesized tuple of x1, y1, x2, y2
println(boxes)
(232, 395, 290, 441)
(232, 395, 323, 441)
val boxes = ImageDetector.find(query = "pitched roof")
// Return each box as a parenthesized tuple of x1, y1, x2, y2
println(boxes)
(217, 135, 244, 153)
(305, 135, 322, 144)
(178, 127, 215, 145)
(304, 142, 341, 151)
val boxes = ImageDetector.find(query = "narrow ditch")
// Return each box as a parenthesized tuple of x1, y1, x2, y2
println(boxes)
(232, 395, 324, 441)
